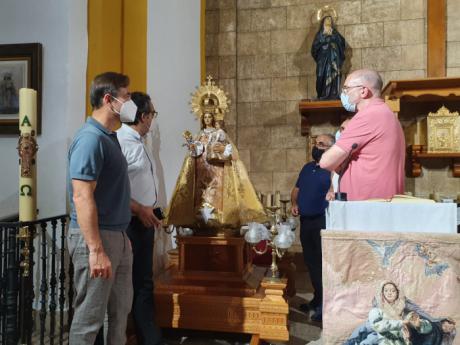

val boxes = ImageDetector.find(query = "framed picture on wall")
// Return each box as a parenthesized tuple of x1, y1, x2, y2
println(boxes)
(0, 43, 42, 135)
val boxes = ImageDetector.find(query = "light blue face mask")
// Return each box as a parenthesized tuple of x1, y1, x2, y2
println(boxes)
(340, 92, 356, 112)
(335, 130, 341, 141)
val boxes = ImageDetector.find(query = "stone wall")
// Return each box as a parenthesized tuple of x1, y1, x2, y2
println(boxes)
(206, 0, 460, 202)
(410, 0, 460, 199)
(447, 0, 460, 77)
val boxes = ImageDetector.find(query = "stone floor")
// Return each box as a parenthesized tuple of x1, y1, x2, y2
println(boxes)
(161, 257, 324, 345)
(36, 256, 323, 345)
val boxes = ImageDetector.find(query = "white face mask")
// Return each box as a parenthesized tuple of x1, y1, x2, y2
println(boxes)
(340, 92, 357, 112)
(335, 130, 341, 141)
(111, 96, 138, 123)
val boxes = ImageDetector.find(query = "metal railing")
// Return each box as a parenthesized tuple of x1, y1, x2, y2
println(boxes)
(0, 215, 72, 345)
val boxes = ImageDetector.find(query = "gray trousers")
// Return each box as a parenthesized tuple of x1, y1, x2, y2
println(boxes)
(68, 228, 133, 345)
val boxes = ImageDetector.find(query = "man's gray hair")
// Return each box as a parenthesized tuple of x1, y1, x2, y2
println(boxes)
(320, 133, 335, 146)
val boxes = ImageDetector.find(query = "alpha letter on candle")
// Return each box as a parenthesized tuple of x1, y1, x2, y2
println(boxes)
(18, 88, 38, 222)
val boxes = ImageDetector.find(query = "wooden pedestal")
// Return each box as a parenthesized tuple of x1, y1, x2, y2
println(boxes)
(154, 236, 289, 342)
(177, 235, 252, 281)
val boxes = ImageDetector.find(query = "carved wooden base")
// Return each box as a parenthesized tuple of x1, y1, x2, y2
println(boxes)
(155, 235, 289, 342)
(176, 235, 252, 281)
(155, 270, 289, 342)
(250, 334, 261, 345)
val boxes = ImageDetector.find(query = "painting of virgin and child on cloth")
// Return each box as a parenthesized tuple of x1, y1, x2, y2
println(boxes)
(322, 231, 460, 345)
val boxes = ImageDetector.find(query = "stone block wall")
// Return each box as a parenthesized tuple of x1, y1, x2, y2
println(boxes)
(409, 0, 460, 199)
(206, 0, 460, 202)
(447, 0, 460, 76)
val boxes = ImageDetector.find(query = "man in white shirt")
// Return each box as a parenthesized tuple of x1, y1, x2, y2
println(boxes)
(117, 92, 163, 345)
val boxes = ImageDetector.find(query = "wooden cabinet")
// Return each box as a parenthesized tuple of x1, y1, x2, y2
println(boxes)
(383, 77, 460, 177)
(408, 144, 460, 177)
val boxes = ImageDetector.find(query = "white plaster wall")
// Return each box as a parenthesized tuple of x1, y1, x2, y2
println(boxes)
(147, 0, 201, 206)
(0, 0, 87, 219)
(147, 0, 202, 272)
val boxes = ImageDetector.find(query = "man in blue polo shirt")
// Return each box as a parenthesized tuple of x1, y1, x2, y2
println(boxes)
(291, 133, 335, 322)
(67, 72, 137, 345)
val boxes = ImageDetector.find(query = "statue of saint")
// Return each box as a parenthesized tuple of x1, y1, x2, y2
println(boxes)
(165, 77, 266, 233)
(311, 15, 346, 100)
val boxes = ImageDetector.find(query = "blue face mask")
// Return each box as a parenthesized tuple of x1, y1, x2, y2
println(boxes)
(340, 92, 356, 112)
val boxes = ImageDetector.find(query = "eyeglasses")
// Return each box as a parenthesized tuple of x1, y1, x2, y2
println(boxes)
(342, 85, 364, 94)
(147, 111, 158, 119)
(315, 141, 332, 149)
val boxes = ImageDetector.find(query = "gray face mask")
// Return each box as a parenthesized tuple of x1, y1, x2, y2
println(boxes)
(111, 96, 138, 122)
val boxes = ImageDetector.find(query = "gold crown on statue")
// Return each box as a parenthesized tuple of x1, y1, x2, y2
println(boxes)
(315, 5, 338, 23)
(190, 75, 230, 122)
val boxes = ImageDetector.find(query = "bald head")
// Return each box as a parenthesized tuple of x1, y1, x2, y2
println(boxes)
(347, 69, 383, 97)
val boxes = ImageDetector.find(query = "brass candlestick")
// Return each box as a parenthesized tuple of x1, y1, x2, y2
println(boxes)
(244, 197, 294, 282)
(266, 206, 280, 279)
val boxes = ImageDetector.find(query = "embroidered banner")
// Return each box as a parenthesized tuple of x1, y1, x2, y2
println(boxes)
(322, 230, 460, 345)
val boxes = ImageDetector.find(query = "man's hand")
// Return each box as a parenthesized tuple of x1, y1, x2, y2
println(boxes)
(137, 205, 162, 228)
(89, 249, 112, 279)
(291, 187, 299, 216)
(326, 191, 335, 201)
(152, 212, 162, 228)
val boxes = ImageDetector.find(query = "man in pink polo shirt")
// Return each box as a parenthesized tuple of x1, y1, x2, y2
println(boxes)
(320, 69, 405, 201)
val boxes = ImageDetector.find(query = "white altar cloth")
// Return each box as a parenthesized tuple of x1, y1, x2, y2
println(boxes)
(325, 200, 458, 233)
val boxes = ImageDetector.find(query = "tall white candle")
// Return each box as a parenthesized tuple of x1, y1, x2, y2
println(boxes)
(414, 119, 421, 145)
(274, 190, 281, 207)
(265, 193, 272, 207)
(18, 88, 38, 222)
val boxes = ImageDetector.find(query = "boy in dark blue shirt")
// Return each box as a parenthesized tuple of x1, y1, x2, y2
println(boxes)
(291, 134, 335, 322)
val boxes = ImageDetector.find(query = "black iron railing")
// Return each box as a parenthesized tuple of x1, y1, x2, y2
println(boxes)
(0, 215, 72, 345)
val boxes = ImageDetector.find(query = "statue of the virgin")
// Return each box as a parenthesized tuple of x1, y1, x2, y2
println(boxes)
(164, 76, 267, 233)
(311, 8, 346, 100)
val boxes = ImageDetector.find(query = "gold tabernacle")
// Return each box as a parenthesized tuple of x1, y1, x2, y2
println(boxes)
(427, 106, 460, 153)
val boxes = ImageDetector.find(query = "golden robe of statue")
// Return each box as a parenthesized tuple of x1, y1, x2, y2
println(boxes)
(165, 100, 266, 232)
